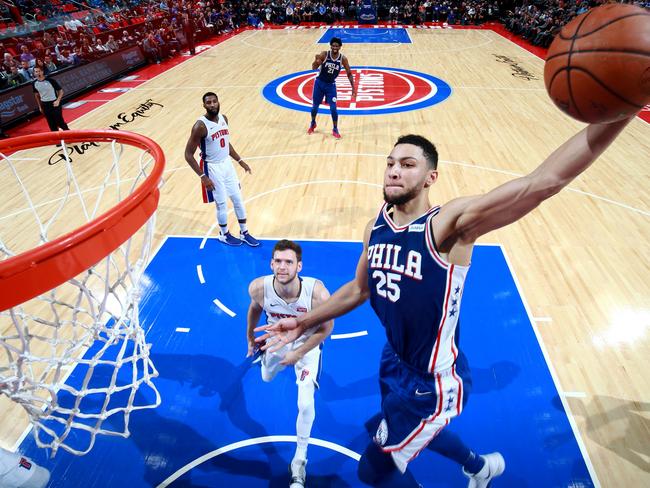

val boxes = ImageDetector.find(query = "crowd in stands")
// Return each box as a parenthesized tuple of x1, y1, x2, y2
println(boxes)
(1, 0, 649, 93)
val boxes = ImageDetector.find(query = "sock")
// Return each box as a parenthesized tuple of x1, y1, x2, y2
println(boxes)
(239, 220, 248, 234)
(310, 119, 316, 127)
(462, 452, 485, 475)
(219, 224, 228, 235)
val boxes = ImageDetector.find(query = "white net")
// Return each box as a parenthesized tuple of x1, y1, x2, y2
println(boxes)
(0, 132, 162, 456)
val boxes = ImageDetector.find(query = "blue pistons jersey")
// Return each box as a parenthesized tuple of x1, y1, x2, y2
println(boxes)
(317, 50, 342, 84)
(367, 203, 470, 374)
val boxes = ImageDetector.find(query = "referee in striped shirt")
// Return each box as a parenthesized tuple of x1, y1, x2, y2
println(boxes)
(33, 66, 69, 132)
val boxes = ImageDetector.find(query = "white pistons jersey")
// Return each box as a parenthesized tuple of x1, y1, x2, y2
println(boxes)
(199, 114, 230, 163)
(263, 275, 318, 347)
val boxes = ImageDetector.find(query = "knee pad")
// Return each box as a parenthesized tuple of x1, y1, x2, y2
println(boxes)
(215, 200, 228, 225)
(230, 193, 246, 220)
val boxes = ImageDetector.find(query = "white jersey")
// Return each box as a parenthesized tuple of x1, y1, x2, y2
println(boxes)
(263, 275, 318, 347)
(199, 114, 230, 163)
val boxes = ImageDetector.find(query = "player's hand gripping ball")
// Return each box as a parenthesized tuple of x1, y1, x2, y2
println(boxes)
(544, 4, 650, 123)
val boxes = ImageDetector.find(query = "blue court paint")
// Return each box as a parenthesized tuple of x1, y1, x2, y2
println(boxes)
(19, 238, 594, 487)
(318, 28, 411, 44)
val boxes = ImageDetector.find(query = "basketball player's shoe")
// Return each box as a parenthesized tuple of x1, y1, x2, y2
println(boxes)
(289, 458, 307, 488)
(307, 121, 317, 135)
(240, 231, 260, 247)
(332, 128, 341, 139)
(0, 448, 50, 488)
(218, 231, 243, 246)
(463, 452, 505, 488)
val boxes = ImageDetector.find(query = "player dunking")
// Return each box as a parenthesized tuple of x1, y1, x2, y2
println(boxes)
(246, 240, 333, 487)
(308, 37, 356, 139)
(184, 92, 259, 246)
(256, 116, 635, 486)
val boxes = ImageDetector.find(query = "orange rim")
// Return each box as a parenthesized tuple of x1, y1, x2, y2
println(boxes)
(0, 130, 165, 312)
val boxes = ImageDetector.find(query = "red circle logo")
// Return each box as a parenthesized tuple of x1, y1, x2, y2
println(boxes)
(263, 67, 452, 115)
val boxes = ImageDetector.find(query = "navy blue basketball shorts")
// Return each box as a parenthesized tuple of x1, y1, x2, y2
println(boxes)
(311, 78, 337, 109)
(373, 343, 472, 473)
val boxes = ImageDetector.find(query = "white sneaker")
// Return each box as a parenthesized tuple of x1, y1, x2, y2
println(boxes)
(0, 448, 50, 488)
(463, 452, 505, 488)
(289, 457, 307, 488)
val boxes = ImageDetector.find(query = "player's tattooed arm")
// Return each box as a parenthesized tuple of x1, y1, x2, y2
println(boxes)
(246, 278, 265, 357)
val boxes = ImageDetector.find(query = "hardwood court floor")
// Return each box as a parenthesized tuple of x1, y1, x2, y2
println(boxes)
(1, 26, 648, 487)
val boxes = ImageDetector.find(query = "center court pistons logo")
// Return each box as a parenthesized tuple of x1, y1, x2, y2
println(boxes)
(262, 66, 451, 116)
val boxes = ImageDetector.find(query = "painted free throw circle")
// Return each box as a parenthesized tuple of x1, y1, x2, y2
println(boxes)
(262, 66, 452, 116)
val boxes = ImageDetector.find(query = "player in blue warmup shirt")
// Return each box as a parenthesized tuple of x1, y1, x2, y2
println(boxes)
(257, 117, 633, 487)
(308, 37, 356, 139)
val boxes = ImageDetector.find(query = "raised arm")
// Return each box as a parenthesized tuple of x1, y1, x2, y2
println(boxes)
(183, 120, 215, 190)
(246, 277, 265, 357)
(256, 219, 373, 350)
(342, 55, 356, 97)
(312, 51, 326, 70)
(280, 280, 334, 365)
(434, 117, 634, 249)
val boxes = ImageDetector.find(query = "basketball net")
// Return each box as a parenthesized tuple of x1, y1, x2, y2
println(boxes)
(0, 131, 164, 455)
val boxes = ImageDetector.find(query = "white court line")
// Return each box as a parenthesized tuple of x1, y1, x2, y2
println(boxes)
(213, 298, 236, 317)
(196, 264, 205, 284)
(500, 245, 601, 488)
(331, 331, 368, 340)
(198, 178, 383, 249)
(533, 317, 553, 322)
(562, 391, 588, 398)
(169, 234, 363, 243)
(238, 27, 492, 54)
(155, 435, 360, 488)
(175, 327, 190, 333)
(4, 151, 648, 224)
(131, 85, 264, 90)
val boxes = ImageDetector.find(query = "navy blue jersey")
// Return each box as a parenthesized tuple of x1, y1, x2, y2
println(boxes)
(367, 203, 470, 374)
(316, 50, 343, 84)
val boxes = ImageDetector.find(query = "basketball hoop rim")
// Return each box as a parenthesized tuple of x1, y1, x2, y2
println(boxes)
(0, 130, 165, 312)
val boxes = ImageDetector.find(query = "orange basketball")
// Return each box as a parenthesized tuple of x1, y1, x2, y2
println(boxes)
(544, 3, 650, 123)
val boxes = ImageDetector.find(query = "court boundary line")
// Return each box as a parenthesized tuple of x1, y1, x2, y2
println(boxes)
(3, 152, 647, 226)
(499, 245, 601, 488)
(155, 435, 361, 487)
(237, 27, 494, 54)
(151, 237, 599, 486)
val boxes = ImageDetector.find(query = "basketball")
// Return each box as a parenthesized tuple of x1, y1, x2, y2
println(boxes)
(544, 3, 650, 123)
